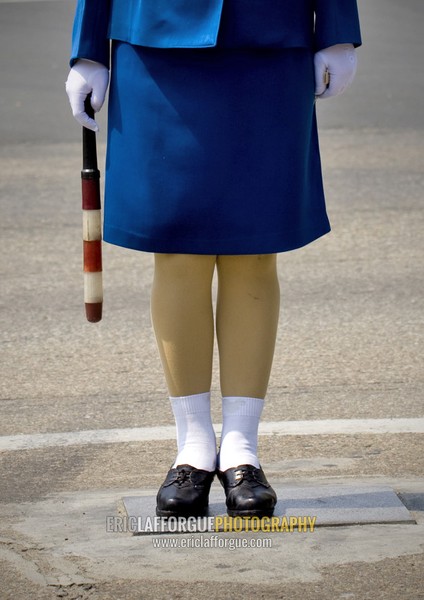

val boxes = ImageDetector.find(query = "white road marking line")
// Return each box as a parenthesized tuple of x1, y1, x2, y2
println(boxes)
(0, 418, 423, 452)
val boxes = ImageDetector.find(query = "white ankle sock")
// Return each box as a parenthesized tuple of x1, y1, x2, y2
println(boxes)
(218, 396, 264, 472)
(170, 392, 216, 472)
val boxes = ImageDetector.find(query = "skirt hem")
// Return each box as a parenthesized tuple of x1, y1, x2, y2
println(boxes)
(103, 221, 331, 255)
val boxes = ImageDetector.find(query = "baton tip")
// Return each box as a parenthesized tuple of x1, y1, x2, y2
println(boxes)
(85, 302, 102, 323)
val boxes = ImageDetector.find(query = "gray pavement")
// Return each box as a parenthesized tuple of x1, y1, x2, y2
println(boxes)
(1, 0, 424, 598)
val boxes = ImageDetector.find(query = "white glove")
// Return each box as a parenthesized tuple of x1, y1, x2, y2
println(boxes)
(65, 59, 109, 131)
(314, 44, 357, 100)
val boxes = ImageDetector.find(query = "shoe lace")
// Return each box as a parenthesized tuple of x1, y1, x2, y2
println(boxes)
(234, 467, 257, 484)
(175, 468, 191, 486)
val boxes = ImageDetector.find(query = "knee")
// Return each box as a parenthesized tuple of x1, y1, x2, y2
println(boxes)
(217, 254, 277, 282)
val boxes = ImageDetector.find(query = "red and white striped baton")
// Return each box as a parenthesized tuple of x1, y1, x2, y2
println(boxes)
(81, 96, 103, 322)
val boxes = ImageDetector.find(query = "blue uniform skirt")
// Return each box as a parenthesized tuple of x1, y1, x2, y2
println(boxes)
(103, 39, 330, 255)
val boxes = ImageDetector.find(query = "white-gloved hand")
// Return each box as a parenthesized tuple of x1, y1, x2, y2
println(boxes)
(314, 44, 357, 99)
(65, 59, 109, 131)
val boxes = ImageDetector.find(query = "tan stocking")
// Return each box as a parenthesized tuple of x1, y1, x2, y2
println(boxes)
(216, 254, 280, 398)
(151, 253, 280, 399)
(151, 253, 217, 397)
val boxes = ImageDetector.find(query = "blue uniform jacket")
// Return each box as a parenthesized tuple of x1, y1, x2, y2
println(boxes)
(71, 0, 362, 67)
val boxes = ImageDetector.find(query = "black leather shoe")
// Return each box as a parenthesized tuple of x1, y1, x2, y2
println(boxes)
(217, 464, 277, 517)
(156, 464, 215, 517)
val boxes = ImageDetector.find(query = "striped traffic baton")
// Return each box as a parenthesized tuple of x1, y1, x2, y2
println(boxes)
(81, 95, 103, 322)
